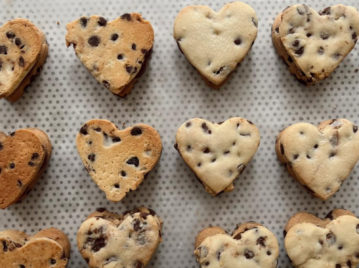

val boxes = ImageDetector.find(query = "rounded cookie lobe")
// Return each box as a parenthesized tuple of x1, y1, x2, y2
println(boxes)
(175, 117, 260, 195)
(76, 119, 162, 202)
(77, 207, 162, 268)
(275, 118, 359, 200)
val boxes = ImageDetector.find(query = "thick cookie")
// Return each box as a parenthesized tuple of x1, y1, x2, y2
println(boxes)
(77, 207, 162, 268)
(194, 223, 279, 268)
(284, 209, 359, 268)
(0, 128, 52, 209)
(0, 228, 70, 268)
(272, 4, 359, 84)
(76, 119, 162, 201)
(173, 2, 258, 87)
(66, 14, 154, 96)
(0, 19, 48, 101)
(275, 119, 359, 200)
(175, 118, 260, 195)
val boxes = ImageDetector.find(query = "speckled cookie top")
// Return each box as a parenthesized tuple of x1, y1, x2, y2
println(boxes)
(276, 118, 359, 200)
(0, 18, 45, 97)
(285, 214, 359, 268)
(195, 225, 279, 268)
(77, 207, 162, 268)
(278, 4, 359, 82)
(66, 14, 154, 95)
(174, 2, 258, 86)
(76, 119, 162, 202)
(175, 117, 260, 195)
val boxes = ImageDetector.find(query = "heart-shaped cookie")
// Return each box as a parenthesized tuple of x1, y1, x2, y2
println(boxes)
(175, 117, 260, 195)
(284, 209, 359, 267)
(272, 4, 359, 84)
(66, 14, 154, 96)
(194, 223, 279, 268)
(77, 207, 162, 268)
(173, 2, 258, 87)
(0, 128, 52, 209)
(0, 228, 70, 267)
(76, 119, 162, 202)
(276, 119, 359, 200)
(0, 19, 48, 101)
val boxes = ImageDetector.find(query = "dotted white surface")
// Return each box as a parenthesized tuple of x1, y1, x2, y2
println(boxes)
(0, 0, 359, 267)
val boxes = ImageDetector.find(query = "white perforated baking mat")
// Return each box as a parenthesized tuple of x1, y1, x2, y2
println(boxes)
(1, 0, 359, 267)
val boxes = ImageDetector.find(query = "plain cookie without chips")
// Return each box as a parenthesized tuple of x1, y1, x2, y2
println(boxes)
(77, 207, 162, 268)
(272, 4, 359, 84)
(284, 209, 359, 268)
(174, 2, 258, 87)
(76, 119, 162, 202)
(276, 118, 359, 200)
(0, 228, 70, 268)
(0, 18, 48, 101)
(66, 14, 154, 96)
(0, 128, 52, 209)
(175, 117, 260, 195)
(194, 223, 279, 268)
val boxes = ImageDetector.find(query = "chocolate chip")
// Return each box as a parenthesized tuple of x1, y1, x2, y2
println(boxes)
(326, 232, 336, 245)
(114, 183, 120, 188)
(112, 136, 121, 142)
(275, 27, 279, 33)
(329, 152, 336, 158)
(134, 260, 143, 268)
(336, 264, 341, 268)
(80, 17, 88, 27)
(295, 46, 304, 56)
(252, 17, 257, 27)
(280, 143, 284, 155)
(19, 56, 25, 67)
(244, 249, 254, 259)
(117, 54, 124, 60)
(9, 163, 15, 169)
(91, 235, 106, 252)
(6, 31, 15, 39)
(353, 32, 357, 40)
(111, 33, 119, 41)
(257, 236, 266, 246)
(102, 80, 110, 89)
(320, 7, 331, 15)
(98, 17, 107, 26)
(16, 180, 23, 187)
(234, 38, 242, 45)
(292, 40, 300, 47)
(353, 125, 358, 133)
(347, 260, 352, 268)
(121, 170, 126, 176)
(131, 127, 142, 136)
(0, 59, 2, 71)
(318, 46, 324, 55)
(30, 153, 39, 160)
(233, 233, 241, 240)
(186, 122, 191, 127)
(127, 157, 139, 167)
(320, 32, 329, 40)
(0, 142, 2, 150)
(288, 56, 293, 63)
(2, 241, 7, 251)
(306, 33, 312, 38)
(88, 153, 96, 162)
(141, 48, 147, 54)
(267, 251, 271, 255)
(0, 45, 7, 55)
(50, 259, 56, 264)
(201, 122, 211, 134)
(121, 13, 132, 21)
(288, 28, 295, 34)
(213, 66, 224, 75)
(10, 132, 15, 136)
(15, 38, 22, 47)
(80, 124, 88, 135)
(125, 64, 133, 73)
(293, 154, 299, 160)
(0, 168, 2, 174)
(28, 161, 35, 166)
(132, 43, 137, 50)
(19, 265, 25, 268)
(88, 36, 100, 47)
(133, 219, 141, 231)
(203, 147, 210, 153)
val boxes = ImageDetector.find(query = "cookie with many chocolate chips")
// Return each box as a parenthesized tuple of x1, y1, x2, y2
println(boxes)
(272, 4, 359, 84)
(0, 228, 70, 268)
(77, 207, 162, 268)
(0, 18, 48, 101)
(275, 119, 359, 200)
(285, 209, 359, 268)
(0, 128, 52, 209)
(174, 2, 258, 87)
(194, 223, 279, 268)
(66, 14, 154, 96)
(76, 119, 162, 201)
(175, 117, 260, 195)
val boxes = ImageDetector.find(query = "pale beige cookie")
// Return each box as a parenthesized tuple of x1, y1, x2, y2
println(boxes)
(194, 223, 279, 268)
(285, 209, 359, 268)
(175, 117, 260, 195)
(275, 118, 359, 200)
(66, 14, 154, 96)
(0, 228, 70, 268)
(76, 119, 162, 202)
(0, 18, 47, 99)
(0, 128, 52, 209)
(173, 2, 258, 87)
(77, 207, 162, 268)
(272, 4, 359, 84)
